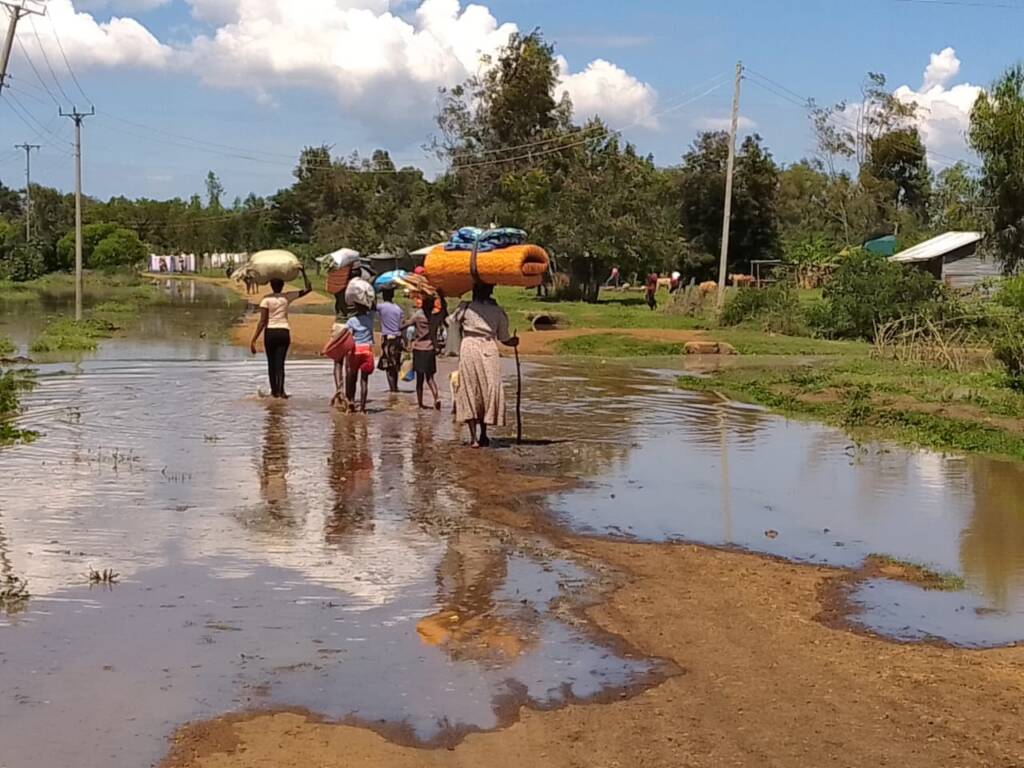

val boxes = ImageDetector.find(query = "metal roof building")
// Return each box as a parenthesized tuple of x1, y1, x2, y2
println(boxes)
(889, 232, 991, 285)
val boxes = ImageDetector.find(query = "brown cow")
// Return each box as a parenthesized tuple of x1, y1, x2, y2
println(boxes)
(730, 274, 755, 287)
(699, 281, 718, 296)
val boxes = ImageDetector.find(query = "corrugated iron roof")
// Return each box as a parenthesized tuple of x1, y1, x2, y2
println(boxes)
(889, 232, 985, 264)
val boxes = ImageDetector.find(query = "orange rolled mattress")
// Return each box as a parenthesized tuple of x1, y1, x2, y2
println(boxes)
(424, 244, 549, 297)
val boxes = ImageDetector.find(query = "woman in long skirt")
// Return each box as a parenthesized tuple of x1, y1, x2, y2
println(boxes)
(451, 283, 519, 448)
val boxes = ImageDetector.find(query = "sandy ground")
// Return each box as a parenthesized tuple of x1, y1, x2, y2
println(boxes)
(202, 273, 707, 358)
(163, 457, 1024, 768)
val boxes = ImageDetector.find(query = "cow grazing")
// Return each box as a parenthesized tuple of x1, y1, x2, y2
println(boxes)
(730, 274, 755, 287)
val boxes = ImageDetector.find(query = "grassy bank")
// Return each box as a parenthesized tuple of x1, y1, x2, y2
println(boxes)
(9, 273, 168, 354)
(679, 356, 1024, 460)
(0, 333, 36, 448)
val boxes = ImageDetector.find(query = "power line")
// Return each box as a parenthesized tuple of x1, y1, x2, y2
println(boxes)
(27, 13, 71, 105)
(449, 70, 733, 161)
(44, 11, 89, 105)
(743, 68, 982, 170)
(14, 34, 60, 107)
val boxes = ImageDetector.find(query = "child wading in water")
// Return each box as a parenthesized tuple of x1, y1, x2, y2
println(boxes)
(403, 293, 441, 410)
(376, 288, 405, 393)
(344, 303, 376, 412)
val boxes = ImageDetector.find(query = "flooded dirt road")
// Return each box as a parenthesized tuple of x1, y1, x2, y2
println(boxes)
(3, 282, 1024, 767)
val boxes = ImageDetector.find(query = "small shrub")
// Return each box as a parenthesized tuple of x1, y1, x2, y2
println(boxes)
(995, 274, 1024, 314)
(816, 250, 946, 340)
(0, 244, 46, 282)
(993, 323, 1024, 391)
(0, 335, 14, 357)
(720, 283, 805, 335)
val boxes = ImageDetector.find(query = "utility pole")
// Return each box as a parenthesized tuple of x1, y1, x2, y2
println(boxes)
(61, 106, 94, 322)
(15, 142, 39, 241)
(716, 61, 743, 310)
(0, 0, 44, 96)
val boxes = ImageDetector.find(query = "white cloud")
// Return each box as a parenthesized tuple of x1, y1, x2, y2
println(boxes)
(17, 0, 172, 70)
(75, 0, 172, 12)
(17, 1, 657, 145)
(694, 115, 757, 132)
(893, 47, 982, 153)
(556, 57, 658, 128)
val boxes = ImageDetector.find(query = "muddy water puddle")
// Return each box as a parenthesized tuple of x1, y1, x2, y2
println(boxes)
(526, 362, 1024, 647)
(0, 357, 659, 768)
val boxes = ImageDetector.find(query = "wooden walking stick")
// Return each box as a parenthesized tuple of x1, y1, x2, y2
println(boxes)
(514, 329, 523, 445)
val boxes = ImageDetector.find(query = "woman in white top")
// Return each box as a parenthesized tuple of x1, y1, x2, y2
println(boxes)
(250, 269, 312, 399)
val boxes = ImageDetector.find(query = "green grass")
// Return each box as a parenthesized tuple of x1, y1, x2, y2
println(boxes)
(0, 336, 14, 357)
(679, 356, 1024, 461)
(713, 328, 867, 357)
(0, 367, 36, 446)
(494, 286, 706, 331)
(554, 333, 685, 357)
(29, 318, 108, 353)
(868, 555, 967, 592)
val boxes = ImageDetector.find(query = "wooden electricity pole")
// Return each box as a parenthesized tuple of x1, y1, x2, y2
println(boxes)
(716, 61, 743, 310)
(61, 107, 94, 322)
(0, 0, 44, 96)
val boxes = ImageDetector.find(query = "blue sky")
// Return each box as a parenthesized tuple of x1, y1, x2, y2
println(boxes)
(0, 0, 1020, 203)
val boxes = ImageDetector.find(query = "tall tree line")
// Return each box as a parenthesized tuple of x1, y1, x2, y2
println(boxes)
(2, 32, 1019, 293)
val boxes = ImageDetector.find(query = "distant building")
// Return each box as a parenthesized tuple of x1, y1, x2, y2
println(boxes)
(889, 232, 998, 288)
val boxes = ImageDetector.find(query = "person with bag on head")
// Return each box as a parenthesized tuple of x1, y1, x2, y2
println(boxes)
(250, 268, 313, 399)
(451, 283, 518, 448)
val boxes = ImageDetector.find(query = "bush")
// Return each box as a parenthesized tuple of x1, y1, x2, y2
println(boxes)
(995, 275, 1024, 314)
(91, 228, 147, 271)
(0, 244, 46, 282)
(720, 282, 806, 335)
(816, 250, 946, 340)
(994, 322, 1024, 391)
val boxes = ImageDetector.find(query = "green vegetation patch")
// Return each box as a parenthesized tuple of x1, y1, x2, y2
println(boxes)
(867, 554, 967, 592)
(0, 367, 37, 446)
(30, 318, 108, 353)
(554, 333, 684, 357)
(679, 357, 1024, 461)
(0, 335, 14, 357)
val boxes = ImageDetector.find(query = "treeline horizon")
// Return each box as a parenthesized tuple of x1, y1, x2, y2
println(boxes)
(1, 31, 1021, 298)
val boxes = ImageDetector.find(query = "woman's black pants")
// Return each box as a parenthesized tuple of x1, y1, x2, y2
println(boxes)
(264, 328, 291, 397)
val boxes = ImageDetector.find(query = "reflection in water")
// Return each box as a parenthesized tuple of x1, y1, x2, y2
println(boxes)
(417, 531, 539, 664)
(325, 415, 374, 540)
(257, 404, 292, 525)
(960, 457, 1024, 610)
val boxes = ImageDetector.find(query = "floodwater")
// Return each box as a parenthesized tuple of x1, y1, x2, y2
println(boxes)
(3, 282, 1024, 766)
(0, 286, 660, 768)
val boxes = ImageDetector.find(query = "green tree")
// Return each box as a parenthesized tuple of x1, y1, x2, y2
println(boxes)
(930, 162, 987, 232)
(676, 131, 781, 280)
(969, 65, 1024, 273)
(864, 127, 931, 216)
(56, 222, 120, 271)
(205, 171, 225, 210)
(91, 228, 148, 270)
(810, 72, 925, 246)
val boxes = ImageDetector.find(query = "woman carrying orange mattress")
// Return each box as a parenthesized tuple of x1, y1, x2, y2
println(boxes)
(424, 244, 549, 297)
